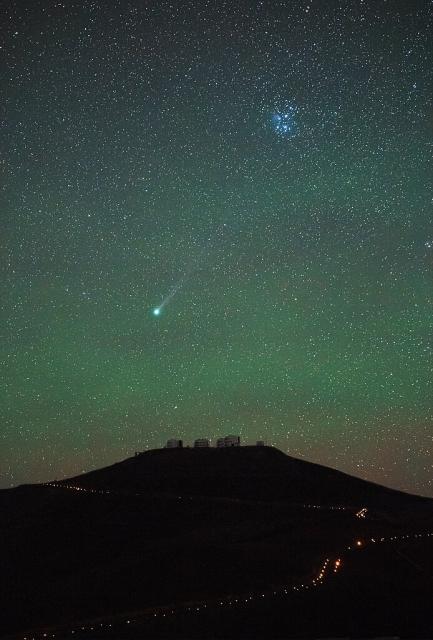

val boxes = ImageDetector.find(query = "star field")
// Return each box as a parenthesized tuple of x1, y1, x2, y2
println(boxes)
(1, 0, 432, 495)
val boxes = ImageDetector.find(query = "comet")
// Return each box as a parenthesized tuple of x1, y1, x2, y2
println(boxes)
(151, 277, 185, 318)
(151, 224, 228, 318)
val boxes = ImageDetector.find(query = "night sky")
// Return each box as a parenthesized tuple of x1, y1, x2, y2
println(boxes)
(1, 0, 432, 495)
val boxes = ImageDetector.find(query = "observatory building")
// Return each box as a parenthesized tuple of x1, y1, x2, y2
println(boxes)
(194, 438, 210, 448)
(163, 435, 242, 449)
(165, 439, 183, 448)
(216, 435, 241, 448)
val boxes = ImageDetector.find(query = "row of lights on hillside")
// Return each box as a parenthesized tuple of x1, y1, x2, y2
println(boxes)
(302, 503, 348, 511)
(46, 483, 113, 495)
(370, 531, 433, 544)
(348, 530, 433, 551)
(21, 553, 339, 640)
(47, 483, 367, 520)
(22, 529, 433, 640)
(20, 552, 343, 639)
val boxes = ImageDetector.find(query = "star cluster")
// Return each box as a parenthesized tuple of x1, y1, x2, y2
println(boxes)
(1, 0, 432, 495)
(270, 106, 299, 138)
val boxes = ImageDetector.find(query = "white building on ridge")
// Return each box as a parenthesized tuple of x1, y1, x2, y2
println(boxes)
(166, 439, 183, 448)
(164, 435, 245, 448)
(194, 438, 210, 448)
(221, 435, 240, 447)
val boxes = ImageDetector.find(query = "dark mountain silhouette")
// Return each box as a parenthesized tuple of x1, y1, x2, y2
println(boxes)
(1, 446, 432, 639)
(62, 445, 430, 509)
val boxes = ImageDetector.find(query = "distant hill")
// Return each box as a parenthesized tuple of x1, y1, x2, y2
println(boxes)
(1, 447, 432, 639)
(62, 445, 429, 509)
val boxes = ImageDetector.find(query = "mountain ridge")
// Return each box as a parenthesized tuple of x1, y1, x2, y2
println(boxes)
(55, 445, 430, 509)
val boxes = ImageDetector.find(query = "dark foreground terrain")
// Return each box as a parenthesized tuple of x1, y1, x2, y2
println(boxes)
(1, 446, 432, 639)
